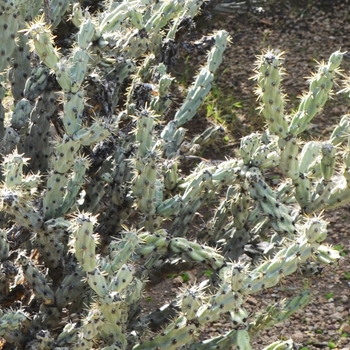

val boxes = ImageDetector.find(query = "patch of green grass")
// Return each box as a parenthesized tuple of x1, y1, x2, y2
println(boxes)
(181, 273, 189, 283)
(166, 272, 190, 283)
(201, 83, 242, 134)
(334, 244, 344, 251)
(316, 329, 323, 334)
(328, 340, 336, 349)
(344, 271, 350, 280)
(334, 244, 347, 257)
(145, 296, 152, 302)
(341, 332, 348, 338)
(325, 292, 334, 300)
(203, 269, 213, 278)
(300, 347, 309, 350)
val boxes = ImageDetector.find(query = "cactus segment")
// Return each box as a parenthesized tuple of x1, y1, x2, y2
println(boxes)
(293, 173, 311, 209)
(250, 291, 310, 340)
(247, 168, 295, 236)
(163, 159, 179, 191)
(109, 264, 134, 293)
(69, 212, 99, 273)
(9, 35, 32, 102)
(55, 156, 91, 217)
(134, 109, 155, 157)
(241, 235, 321, 294)
(11, 99, 32, 130)
(72, 120, 109, 146)
(304, 217, 328, 243)
(298, 141, 322, 174)
(0, 1, 19, 73)
(191, 125, 225, 149)
(55, 266, 86, 309)
(279, 137, 299, 181)
(144, 0, 183, 33)
(169, 237, 225, 269)
(71, 2, 84, 28)
(99, 2, 132, 33)
(23, 66, 49, 101)
(104, 229, 140, 273)
(174, 67, 214, 127)
(86, 268, 108, 298)
(73, 309, 104, 350)
(253, 50, 288, 138)
(17, 255, 55, 305)
(132, 151, 162, 215)
(50, 0, 70, 28)
(37, 218, 68, 268)
(174, 31, 229, 127)
(289, 50, 344, 136)
(207, 30, 229, 73)
(305, 179, 333, 214)
(55, 60, 72, 92)
(330, 114, 350, 146)
(2, 149, 29, 188)
(43, 170, 69, 219)
(150, 65, 173, 115)
(219, 262, 247, 292)
(24, 16, 60, 70)
(19, 88, 56, 172)
(316, 244, 340, 264)
(0, 229, 9, 261)
(77, 16, 96, 50)
(98, 293, 128, 346)
(320, 143, 336, 181)
(240, 133, 262, 165)
(0, 310, 28, 336)
(262, 339, 296, 350)
(70, 48, 90, 93)
(133, 315, 197, 349)
(231, 191, 251, 230)
(62, 92, 85, 135)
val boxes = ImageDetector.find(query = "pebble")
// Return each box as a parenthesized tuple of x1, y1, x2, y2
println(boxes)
(292, 331, 304, 342)
(331, 312, 344, 320)
(246, 296, 258, 305)
(341, 324, 350, 333)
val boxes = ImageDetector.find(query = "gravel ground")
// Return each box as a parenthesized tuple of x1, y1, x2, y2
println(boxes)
(142, 1, 350, 349)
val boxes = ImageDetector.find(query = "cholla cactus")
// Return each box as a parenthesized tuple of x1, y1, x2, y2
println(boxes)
(0, 0, 347, 349)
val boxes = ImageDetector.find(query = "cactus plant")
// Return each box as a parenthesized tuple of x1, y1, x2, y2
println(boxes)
(0, 0, 347, 349)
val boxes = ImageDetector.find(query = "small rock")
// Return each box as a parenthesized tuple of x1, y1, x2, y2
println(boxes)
(340, 324, 350, 333)
(292, 331, 304, 343)
(246, 296, 258, 305)
(331, 312, 343, 320)
(172, 276, 183, 286)
(341, 295, 348, 303)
